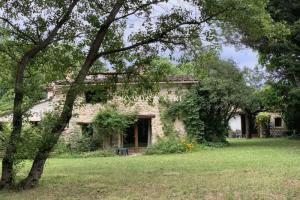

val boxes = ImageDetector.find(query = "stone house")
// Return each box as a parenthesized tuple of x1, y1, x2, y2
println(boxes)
(0, 75, 197, 151)
(1, 74, 290, 148)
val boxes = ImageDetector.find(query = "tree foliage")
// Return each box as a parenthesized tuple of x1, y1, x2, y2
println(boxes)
(167, 52, 248, 142)
(248, 0, 300, 133)
(259, 0, 300, 86)
(284, 88, 300, 133)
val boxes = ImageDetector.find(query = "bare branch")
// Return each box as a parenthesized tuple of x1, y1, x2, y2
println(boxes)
(38, 0, 80, 49)
(0, 17, 38, 44)
(96, 21, 202, 57)
(114, 0, 164, 21)
(53, 32, 85, 43)
(97, 8, 230, 58)
(91, 0, 111, 15)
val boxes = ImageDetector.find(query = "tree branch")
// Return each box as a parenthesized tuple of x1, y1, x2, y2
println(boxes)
(0, 17, 38, 44)
(114, 0, 164, 21)
(96, 8, 229, 58)
(36, 0, 80, 51)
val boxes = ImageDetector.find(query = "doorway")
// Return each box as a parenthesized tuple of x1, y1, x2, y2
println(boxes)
(123, 118, 151, 148)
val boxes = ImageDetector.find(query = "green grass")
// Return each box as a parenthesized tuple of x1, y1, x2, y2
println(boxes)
(1, 138, 300, 200)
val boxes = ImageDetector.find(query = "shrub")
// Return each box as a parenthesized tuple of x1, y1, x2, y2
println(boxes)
(51, 138, 116, 157)
(51, 140, 72, 156)
(0, 123, 42, 159)
(53, 149, 116, 158)
(74, 135, 102, 152)
(17, 124, 43, 159)
(145, 136, 196, 155)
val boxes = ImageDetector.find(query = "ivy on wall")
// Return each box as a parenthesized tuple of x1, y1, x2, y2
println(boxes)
(162, 82, 238, 143)
(158, 93, 205, 142)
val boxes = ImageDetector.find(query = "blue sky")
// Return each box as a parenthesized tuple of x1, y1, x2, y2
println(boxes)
(220, 45, 259, 69)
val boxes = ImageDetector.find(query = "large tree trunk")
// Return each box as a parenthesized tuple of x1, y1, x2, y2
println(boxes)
(0, 1, 79, 189)
(19, 1, 123, 189)
(0, 55, 29, 189)
(19, 149, 51, 189)
(19, 83, 77, 189)
(0, 159, 13, 189)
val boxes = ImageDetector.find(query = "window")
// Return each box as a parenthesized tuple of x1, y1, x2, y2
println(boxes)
(274, 117, 282, 127)
(85, 90, 100, 103)
(84, 87, 109, 103)
(0, 123, 3, 131)
(81, 124, 94, 137)
(30, 121, 39, 127)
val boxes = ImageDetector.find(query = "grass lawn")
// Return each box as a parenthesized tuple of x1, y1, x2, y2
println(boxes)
(1, 138, 300, 199)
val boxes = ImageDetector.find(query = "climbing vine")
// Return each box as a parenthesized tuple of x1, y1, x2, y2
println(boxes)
(158, 93, 205, 142)
(255, 112, 271, 137)
(164, 82, 240, 143)
(92, 108, 137, 137)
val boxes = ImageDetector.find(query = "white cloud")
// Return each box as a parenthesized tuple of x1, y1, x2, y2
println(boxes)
(220, 45, 258, 69)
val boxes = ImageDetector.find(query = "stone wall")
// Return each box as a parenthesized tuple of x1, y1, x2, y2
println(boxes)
(269, 113, 289, 137)
(50, 83, 190, 145)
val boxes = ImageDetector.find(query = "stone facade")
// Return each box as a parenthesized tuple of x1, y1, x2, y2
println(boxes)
(14, 77, 197, 148)
(269, 113, 289, 137)
(0, 76, 196, 149)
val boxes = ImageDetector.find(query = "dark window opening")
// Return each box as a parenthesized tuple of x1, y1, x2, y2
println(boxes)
(84, 87, 110, 104)
(81, 124, 94, 137)
(275, 117, 282, 127)
(0, 123, 3, 131)
(30, 121, 39, 127)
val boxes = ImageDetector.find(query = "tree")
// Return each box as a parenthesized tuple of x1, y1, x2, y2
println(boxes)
(284, 88, 300, 133)
(265, 0, 300, 133)
(251, 0, 300, 133)
(0, 0, 80, 188)
(0, 0, 277, 189)
(168, 51, 249, 142)
(259, 0, 300, 86)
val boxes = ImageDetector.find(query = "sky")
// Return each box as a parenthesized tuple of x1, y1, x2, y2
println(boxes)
(151, 0, 260, 69)
(125, 0, 260, 70)
(220, 45, 259, 69)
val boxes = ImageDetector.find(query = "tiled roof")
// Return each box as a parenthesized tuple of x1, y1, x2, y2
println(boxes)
(165, 75, 198, 82)
(53, 74, 198, 85)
